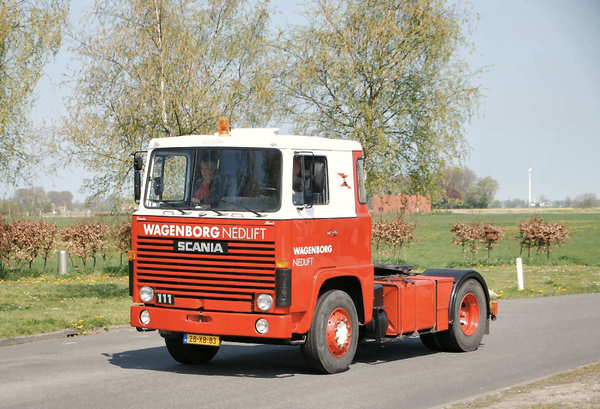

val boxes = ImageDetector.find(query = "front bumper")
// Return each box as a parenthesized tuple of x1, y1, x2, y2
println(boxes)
(131, 305, 294, 339)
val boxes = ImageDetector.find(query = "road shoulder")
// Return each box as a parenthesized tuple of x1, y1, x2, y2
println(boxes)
(440, 361, 600, 409)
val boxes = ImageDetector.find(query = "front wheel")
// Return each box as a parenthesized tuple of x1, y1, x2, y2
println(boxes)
(165, 336, 220, 364)
(301, 290, 359, 374)
(438, 279, 487, 352)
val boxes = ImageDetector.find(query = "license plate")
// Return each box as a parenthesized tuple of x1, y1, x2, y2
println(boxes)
(156, 293, 175, 305)
(184, 334, 220, 346)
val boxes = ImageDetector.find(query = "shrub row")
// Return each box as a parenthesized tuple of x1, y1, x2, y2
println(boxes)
(0, 219, 131, 270)
(450, 216, 569, 259)
(517, 216, 570, 259)
(372, 217, 417, 258)
(450, 221, 506, 259)
(372, 215, 570, 262)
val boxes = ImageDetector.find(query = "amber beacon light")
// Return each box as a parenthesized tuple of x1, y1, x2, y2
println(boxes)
(218, 118, 230, 136)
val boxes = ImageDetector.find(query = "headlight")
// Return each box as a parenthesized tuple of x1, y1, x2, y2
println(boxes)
(256, 294, 273, 311)
(140, 286, 154, 302)
(140, 310, 151, 325)
(255, 318, 269, 334)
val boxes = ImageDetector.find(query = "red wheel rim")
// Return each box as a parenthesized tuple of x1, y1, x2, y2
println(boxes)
(459, 293, 480, 336)
(326, 307, 353, 357)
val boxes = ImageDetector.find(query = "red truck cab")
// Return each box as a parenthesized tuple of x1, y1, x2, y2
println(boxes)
(130, 121, 497, 373)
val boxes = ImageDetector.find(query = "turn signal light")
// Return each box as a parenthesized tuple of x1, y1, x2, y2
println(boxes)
(490, 301, 499, 321)
(128, 250, 136, 261)
(276, 258, 290, 269)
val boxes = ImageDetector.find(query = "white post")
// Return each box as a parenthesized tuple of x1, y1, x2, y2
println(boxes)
(58, 250, 69, 275)
(516, 257, 524, 290)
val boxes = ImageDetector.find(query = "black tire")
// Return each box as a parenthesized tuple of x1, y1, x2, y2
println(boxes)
(165, 336, 220, 365)
(419, 332, 444, 351)
(437, 279, 487, 352)
(301, 290, 359, 374)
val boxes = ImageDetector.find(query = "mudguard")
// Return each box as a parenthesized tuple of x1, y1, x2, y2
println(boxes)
(421, 268, 492, 325)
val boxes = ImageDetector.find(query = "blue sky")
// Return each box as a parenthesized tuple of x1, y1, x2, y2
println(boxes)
(464, 0, 600, 202)
(21, 0, 600, 202)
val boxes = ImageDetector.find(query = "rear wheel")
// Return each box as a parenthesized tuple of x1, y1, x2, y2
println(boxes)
(438, 279, 487, 352)
(302, 290, 359, 374)
(164, 335, 220, 364)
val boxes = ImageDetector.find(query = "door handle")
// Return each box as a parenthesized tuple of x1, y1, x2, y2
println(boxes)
(327, 230, 338, 237)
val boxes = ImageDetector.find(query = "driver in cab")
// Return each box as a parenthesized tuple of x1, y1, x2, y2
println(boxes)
(192, 159, 220, 207)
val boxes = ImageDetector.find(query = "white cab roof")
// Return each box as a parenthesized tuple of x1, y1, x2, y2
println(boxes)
(147, 128, 362, 152)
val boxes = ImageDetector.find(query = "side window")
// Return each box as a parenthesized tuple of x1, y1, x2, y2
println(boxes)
(312, 156, 329, 205)
(356, 158, 366, 204)
(292, 155, 329, 206)
(148, 153, 189, 202)
(292, 155, 305, 206)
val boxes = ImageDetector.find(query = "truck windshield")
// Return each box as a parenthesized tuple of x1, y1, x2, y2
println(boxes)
(144, 148, 282, 212)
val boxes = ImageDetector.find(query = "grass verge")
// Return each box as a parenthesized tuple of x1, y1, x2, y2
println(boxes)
(447, 361, 600, 409)
(0, 267, 130, 339)
(476, 265, 600, 300)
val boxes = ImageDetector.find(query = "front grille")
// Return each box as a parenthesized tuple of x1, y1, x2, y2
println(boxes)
(135, 235, 276, 304)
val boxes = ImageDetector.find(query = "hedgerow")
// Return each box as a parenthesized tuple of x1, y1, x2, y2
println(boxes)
(0, 218, 131, 271)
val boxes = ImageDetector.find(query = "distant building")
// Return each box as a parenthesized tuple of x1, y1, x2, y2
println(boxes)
(372, 195, 431, 215)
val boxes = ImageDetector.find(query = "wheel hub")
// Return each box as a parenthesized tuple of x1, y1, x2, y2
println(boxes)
(459, 293, 480, 336)
(326, 308, 352, 357)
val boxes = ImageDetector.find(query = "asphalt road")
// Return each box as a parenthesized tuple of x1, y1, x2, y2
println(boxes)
(1, 293, 599, 409)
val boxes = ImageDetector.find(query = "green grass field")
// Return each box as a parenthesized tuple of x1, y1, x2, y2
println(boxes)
(374, 211, 600, 269)
(0, 211, 598, 339)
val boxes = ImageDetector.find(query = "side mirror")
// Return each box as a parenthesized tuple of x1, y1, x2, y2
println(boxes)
(134, 171, 141, 202)
(133, 152, 146, 203)
(134, 156, 143, 171)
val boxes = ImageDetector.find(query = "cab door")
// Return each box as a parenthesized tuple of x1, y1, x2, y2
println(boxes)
(290, 154, 338, 270)
(291, 217, 339, 270)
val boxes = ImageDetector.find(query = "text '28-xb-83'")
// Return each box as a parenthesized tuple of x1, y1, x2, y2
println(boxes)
(129, 119, 498, 374)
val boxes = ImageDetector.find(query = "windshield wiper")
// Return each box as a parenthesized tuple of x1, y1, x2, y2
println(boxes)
(219, 199, 264, 217)
(193, 204, 224, 216)
(159, 201, 187, 214)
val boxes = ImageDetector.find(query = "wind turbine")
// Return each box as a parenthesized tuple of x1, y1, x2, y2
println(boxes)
(528, 168, 533, 207)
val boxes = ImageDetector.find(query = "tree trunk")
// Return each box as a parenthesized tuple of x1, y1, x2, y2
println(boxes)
(154, 0, 170, 136)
